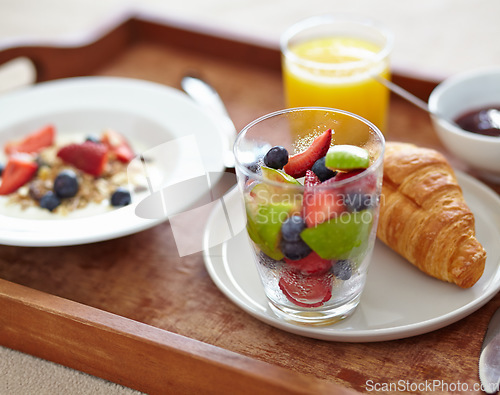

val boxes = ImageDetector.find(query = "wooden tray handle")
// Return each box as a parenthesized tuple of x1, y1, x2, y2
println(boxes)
(0, 11, 436, 100)
(0, 13, 135, 84)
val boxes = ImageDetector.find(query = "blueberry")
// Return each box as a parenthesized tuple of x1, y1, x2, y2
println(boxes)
(332, 259, 353, 280)
(263, 146, 288, 169)
(85, 135, 101, 144)
(312, 157, 337, 181)
(54, 170, 79, 198)
(39, 191, 61, 212)
(110, 187, 131, 207)
(245, 161, 260, 173)
(344, 192, 374, 212)
(35, 155, 48, 169)
(281, 215, 307, 242)
(0, 163, 4, 177)
(29, 180, 47, 201)
(280, 238, 311, 261)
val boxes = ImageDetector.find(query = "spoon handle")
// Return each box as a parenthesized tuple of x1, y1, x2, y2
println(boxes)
(181, 74, 236, 168)
(374, 76, 431, 114)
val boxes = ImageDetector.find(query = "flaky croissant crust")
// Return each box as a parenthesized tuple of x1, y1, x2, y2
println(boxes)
(377, 142, 486, 288)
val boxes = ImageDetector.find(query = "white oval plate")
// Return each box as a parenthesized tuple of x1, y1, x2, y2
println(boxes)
(0, 76, 225, 246)
(203, 171, 500, 342)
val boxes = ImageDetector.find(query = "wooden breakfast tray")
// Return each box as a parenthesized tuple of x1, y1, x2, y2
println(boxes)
(0, 12, 498, 394)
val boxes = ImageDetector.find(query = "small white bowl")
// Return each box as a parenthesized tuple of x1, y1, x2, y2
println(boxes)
(428, 67, 500, 183)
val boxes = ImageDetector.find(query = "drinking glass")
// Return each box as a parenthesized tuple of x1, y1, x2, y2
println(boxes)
(281, 15, 393, 133)
(233, 107, 385, 325)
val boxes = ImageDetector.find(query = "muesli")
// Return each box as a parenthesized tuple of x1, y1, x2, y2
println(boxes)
(0, 124, 143, 216)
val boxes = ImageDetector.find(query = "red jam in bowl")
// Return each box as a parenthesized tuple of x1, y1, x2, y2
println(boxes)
(454, 105, 500, 137)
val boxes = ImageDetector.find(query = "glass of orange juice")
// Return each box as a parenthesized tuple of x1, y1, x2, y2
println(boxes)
(281, 15, 394, 133)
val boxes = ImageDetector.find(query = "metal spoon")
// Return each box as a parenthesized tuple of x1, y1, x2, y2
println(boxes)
(485, 108, 500, 129)
(375, 76, 500, 132)
(181, 74, 236, 168)
(374, 75, 433, 115)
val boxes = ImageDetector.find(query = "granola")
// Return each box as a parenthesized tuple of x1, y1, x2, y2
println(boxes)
(0, 125, 142, 216)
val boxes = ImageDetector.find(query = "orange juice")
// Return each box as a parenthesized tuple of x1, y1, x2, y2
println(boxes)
(282, 36, 391, 132)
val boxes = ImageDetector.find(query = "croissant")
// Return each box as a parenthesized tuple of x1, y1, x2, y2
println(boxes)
(377, 142, 486, 288)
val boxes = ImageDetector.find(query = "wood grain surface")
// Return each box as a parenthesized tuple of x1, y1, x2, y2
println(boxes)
(0, 15, 498, 394)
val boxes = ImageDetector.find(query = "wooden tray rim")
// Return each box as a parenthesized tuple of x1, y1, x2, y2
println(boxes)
(0, 12, 363, 394)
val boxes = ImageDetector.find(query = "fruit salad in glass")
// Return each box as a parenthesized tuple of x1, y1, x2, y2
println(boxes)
(234, 107, 384, 325)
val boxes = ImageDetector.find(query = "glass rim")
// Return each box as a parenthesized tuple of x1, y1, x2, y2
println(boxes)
(280, 14, 394, 72)
(233, 106, 386, 190)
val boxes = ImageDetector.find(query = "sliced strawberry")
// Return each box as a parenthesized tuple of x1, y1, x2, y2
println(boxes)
(333, 169, 364, 182)
(284, 251, 332, 275)
(302, 176, 345, 227)
(302, 170, 321, 220)
(5, 124, 55, 155)
(284, 129, 332, 178)
(302, 170, 321, 222)
(0, 153, 38, 195)
(279, 269, 332, 308)
(101, 129, 135, 163)
(334, 169, 377, 194)
(57, 141, 108, 176)
(304, 169, 321, 188)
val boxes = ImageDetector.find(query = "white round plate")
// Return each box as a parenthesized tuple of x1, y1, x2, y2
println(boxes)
(203, 171, 500, 342)
(0, 77, 225, 246)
